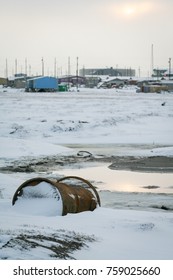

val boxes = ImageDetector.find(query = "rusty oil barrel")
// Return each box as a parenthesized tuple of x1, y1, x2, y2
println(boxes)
(12, 176, 101, 216)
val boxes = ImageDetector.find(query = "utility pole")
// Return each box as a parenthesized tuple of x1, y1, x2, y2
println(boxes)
(5, 58, 8, 78)
(25, 58, 27, 76)
(68, 56, 71, 90)
(76, 56, 79, 91)
(68, 56, 71, 76)
(130, 66, 132, 78)
(29, 65, 31, 76)
(41, 57, 44, 76)
(168, 58, 171, 80)
(15, 58, 17, 75)
(151, 44, 154, 77)
(138, 67, 140, 78)
(54, 58, 57, 77)
(82, 65, 85, 77)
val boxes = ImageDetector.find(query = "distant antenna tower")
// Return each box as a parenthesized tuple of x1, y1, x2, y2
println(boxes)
(82, 65, 85, 77)
(168, 57, 171, 80)
(138, 66, 140, 78)
(54, 58, 57, 77)
(5, 58, 8, 78)
(68, 56, 71, 76)
(41, 58, 44, 76)
(29, 65, 31, 76)
(151, 44, 154, 77)
(76, 56, 79, 91)
(15, 58, 17, 75)
(67, 56, 71, 89)
(25, 58, 27, 76)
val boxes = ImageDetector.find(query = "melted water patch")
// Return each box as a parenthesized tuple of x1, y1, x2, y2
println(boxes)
(53, 163, 173, 211)
(56, 163, 173, 194)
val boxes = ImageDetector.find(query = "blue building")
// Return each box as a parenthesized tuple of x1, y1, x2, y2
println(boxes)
(26, 76, 58, 92)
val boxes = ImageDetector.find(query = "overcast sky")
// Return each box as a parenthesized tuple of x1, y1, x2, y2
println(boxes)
(0, 0, 173, 77)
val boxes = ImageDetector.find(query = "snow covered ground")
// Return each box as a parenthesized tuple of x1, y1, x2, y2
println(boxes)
(0, 86, 173, 260)
(1, 87, 173, 151)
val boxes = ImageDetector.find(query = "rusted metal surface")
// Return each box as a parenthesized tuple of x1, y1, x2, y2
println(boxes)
(12, 176, 100, 216)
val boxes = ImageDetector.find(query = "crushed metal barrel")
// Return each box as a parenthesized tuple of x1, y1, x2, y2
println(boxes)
(12, 176, 101, 216)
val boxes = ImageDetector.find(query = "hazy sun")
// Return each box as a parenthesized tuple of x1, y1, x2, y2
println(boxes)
(123, 6, 136, 16)
(108, 1, 153, 20)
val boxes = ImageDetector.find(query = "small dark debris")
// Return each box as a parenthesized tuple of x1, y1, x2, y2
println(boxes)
(77, 151, 93, 158)
(78, 121, 89, 124)
(161, 205, 170, 211)
(142, 185, 160, 189)
(151, 205, 172, 211)
(139, 223, 155, 231)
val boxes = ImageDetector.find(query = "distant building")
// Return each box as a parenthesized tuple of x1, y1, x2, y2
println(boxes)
(58, 75, 86, 86)
(98, 77, 126, 88)
(141, 84, 168, 93)
(80, 67, 135, 77)
(164, 69, 173, 78)
(85, 76, 101, 88)
(8, 75, 26, 88)
(161, 80, 173, 91)
(26, 76, 58, 92)
(0, 77, 7, 87)
(14, 73, 27, 78)
(152, 68, 173, 79)
(152, 69, 167, 77)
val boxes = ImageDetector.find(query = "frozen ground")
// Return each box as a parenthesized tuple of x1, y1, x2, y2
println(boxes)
(0, 87, 173, 259)
(0, 87, 173, 151)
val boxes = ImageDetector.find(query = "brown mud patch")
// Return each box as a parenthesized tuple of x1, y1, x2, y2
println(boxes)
(1, 154, 173, 174)
(108, 156, 173, 173)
